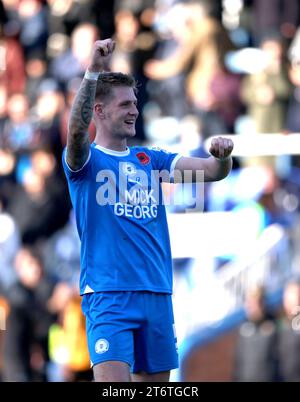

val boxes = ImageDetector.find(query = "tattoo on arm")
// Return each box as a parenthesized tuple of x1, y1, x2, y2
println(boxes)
(67, 79, 97, 170)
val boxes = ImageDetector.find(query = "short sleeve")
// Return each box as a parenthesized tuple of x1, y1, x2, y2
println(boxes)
(148, 148, 182, 174)
(62, 147, 92, 181)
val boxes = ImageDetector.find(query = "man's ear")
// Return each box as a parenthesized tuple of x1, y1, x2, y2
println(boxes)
(94, 103, 105, 119)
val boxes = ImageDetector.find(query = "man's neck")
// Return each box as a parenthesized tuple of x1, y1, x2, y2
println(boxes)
(94, 135, 128, 152)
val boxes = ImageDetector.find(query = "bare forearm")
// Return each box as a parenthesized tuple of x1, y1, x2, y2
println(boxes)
(174, 155, 233, 183)
(204, 156, 232, 182)
(66, 78, 97, 170)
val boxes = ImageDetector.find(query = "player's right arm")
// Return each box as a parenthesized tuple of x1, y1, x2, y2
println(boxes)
(66, 39, 115, 171)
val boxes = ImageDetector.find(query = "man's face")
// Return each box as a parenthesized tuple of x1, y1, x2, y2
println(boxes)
(100, 86, 139, 139)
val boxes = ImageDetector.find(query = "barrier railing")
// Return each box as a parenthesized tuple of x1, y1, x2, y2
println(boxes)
(170, 214, 293, 342)
(216, 223, 292, 314)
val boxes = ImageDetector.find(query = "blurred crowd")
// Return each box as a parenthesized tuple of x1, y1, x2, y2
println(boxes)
(1, 0, 300, 381)
(234, 278, 300, 382)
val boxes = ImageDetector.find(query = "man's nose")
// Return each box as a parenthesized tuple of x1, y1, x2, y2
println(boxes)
(130, 104, 139, 116)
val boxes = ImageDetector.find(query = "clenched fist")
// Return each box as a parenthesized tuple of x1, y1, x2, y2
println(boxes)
(87, 39, 116, 72)
(209, 137, 234, 160)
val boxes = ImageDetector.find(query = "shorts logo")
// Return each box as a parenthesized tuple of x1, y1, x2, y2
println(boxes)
(95, 338, 109, 354)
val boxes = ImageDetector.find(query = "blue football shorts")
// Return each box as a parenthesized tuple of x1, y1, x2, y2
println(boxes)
(81, 291, 179, 373)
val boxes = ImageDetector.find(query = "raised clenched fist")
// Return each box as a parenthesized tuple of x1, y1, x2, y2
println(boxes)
(209, 136, 234, 160)
(88, 39, 116, 72)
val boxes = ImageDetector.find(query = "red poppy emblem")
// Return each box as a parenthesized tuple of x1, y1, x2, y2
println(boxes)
(136, 152, 150, 165)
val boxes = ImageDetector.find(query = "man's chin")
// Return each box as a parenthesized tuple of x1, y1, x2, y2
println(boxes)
(116, 128, 136, 139)
(124, 129, 136, 138)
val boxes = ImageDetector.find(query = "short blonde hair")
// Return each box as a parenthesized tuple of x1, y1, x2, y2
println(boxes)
(95, 72, 137, 102)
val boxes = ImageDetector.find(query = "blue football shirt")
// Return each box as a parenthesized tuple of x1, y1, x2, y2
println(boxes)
(62, 144, 181, 295)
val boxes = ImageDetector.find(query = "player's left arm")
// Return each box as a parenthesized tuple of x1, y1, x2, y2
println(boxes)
(174, 137, 234, 183)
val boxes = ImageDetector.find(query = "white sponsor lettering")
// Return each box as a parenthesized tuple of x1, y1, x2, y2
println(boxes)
(114, 203, 157, 219)
(125, 189, 156, 205)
